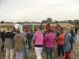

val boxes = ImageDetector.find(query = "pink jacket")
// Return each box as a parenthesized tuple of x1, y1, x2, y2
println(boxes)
(33, 31, 44, 46)
(44, 32, 55, 48)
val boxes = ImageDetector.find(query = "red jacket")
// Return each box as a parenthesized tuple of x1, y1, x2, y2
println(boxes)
(57, 34, 64, 45)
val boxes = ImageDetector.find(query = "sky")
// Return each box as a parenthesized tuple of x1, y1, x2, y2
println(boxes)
(0, 0, 79, 22)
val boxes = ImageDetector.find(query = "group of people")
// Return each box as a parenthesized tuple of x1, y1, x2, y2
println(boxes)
(0, 28, 33, 59)
(33, 23, 78, 59)
(0, 22, 78, 59)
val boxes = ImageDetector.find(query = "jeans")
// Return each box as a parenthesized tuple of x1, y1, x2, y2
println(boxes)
(28, 39, 32, 49)
(5, 49, 14, 59)
(16, 51, 23, 59)
(23, 47, 29, 58)
(35, 47, 43, 59)
(70, 41, 74, 52)
(45, 47, 54, 59)
(57, 45, 64, 56)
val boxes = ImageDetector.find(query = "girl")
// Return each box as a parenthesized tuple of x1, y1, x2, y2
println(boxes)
(64, 27, 71, 59)
(33, 29, 44, 59)
(44, 29, 55, 59)
(56, 30, 64, 57)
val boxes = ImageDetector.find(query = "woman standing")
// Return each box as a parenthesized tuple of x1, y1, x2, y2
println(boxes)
(64, 27, 71, 59)
(14, 30, 25, 59)
(44, 29, 55, 59)
(33, 29, 44, 59)
(56, 30, 64, 57)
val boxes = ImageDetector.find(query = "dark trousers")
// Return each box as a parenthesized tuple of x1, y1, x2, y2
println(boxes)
(69, 42, 73, 53)
(28, 39, 32, 49)
(71, 42, 73, 50)
(45, 47, 54, 59)
(57, 45, 64, 57)
(1, 41, 5, 51)
(70, 39, 74, 53)
(70, 36, 75, 51)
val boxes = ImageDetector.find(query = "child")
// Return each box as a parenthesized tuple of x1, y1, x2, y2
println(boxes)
(44, 29, 55, 59)
(33, 29, 44, 59)
(64, 27, 71, 59)
(56, 30, 64, 57)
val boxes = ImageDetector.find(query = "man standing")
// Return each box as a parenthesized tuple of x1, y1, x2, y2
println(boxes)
(5, 28, 15, 59)
(26, 30, 33, 50)
(1, 30, 5, 51)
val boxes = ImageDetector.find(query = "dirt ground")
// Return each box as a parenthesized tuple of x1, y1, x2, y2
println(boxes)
(0, 36, 79, 59)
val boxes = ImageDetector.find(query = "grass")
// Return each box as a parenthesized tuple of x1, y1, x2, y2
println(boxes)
(0, 36, 79, 59)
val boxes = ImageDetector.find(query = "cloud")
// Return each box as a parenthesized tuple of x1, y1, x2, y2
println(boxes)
(0, 0, 79, 22)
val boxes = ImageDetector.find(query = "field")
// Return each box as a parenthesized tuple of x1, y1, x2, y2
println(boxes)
(0, 35, 79, 59)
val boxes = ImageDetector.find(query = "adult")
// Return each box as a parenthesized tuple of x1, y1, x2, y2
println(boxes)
(45, 23, 50, 33)
(74, 26, 78, 40)
(56, 30, 64, 57)
(0, 30, 2, 51)
(26, 30, 33, 50)
(1, 30, 5, 51)
(44, 29, 55, 59)
(33, 29, 44, 59)
(55, 21, 61, 31)
(55, 21, 61, 36)
(64, 27, 71, 59)
(5, 28, 15, 59)
(23, 29, 29, 58)
(14, 30, 25, 59)
(70, 27, 76, 51)
(75, 26, 78, 34)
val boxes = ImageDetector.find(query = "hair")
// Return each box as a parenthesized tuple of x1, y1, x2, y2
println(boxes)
(7, 28, 11, 32)
(56, 29, 63, 37)
(47, 28, 53, 33)
(16, 30, 20, 33)
(7, 28, 10, 31)
(65, 27, 71, 33)
(60, 28, 63, 33)
(34, 27, 40, 32)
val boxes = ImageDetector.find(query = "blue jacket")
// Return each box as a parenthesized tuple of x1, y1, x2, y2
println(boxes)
(70, 30, 76, 42)
(64, 32, 71, 51)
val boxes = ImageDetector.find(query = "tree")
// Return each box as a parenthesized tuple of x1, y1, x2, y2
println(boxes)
(42, 20, 47, 23)
(74, 20, 79, 26)
(68, 20, 72, 24)
(47, 18, 52, 23)
(40, 20, 44, 30)
(0, 21, 5, 23)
